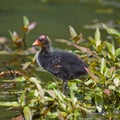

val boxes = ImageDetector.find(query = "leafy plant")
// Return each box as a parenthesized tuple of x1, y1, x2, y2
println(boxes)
(9, 16, 36, 49)
(0, 18, 120, 120)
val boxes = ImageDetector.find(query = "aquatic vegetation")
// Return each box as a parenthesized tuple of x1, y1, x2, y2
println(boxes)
(9, 16, 36, 49)
(0, 17, 120, 120)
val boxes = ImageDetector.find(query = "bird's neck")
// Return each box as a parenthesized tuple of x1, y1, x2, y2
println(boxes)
(40, 43, 50, 54)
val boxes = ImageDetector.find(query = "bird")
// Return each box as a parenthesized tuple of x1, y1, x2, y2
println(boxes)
(32, 35, 87, 94)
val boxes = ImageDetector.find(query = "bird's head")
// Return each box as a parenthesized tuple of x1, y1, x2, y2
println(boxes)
(32, 35, 49, 48)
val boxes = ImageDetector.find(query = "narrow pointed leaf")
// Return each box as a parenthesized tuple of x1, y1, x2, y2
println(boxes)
(23, 16, 29, 28)
(69, 83, 77, 105)
(69, 25, 77, 38)
(19, 90, 26, 106)
(100, 58, 106, 74)
(106, 41, 115, 60)
(95, 27, 101, 47)
(9, 30, 14, 40)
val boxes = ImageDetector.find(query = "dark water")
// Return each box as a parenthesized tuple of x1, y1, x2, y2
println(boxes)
(0, 0, 120, 47)
(0, 0, 120, 119)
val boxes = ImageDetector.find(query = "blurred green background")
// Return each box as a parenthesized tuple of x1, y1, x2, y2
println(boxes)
(0, 0, 120, 47)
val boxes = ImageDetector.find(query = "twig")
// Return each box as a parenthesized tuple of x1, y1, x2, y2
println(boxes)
(2, 60, 16, 79)
(22, 32, 27, 49)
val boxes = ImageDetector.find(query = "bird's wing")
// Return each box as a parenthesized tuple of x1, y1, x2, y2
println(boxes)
(46, 56, 62, 74)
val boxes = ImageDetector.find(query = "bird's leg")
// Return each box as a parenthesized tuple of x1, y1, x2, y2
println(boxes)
(62, 80, 68, 95)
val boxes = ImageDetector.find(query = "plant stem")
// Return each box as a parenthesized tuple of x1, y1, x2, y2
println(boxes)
(22, 32, 27, 49)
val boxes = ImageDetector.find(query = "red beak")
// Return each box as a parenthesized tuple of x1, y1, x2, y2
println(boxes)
(32, 39, 40, 46)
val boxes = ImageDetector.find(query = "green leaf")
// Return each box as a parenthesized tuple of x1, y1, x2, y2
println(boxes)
(69, 83, 77, 105)
(69, 25, 77, 38)
(29, 77, 44, 99)
(113, 78, 120, 87)
(69, 82, 77, 91)
(95, 27, 101, 47)
(0, 102, 19, 107)
(23, 106, 32, 120)
(22, 62, 32, 70)
(106, 41, 115, 61)
(85, 79, 94, 86)
(3, 76, 26, 83)
(96, 105, 103, 113)
(95, 94, 103, 106)
(15, 76, 26, 82)
(88, 37, 95, 45)
(9, 30, 18, 41)
(19, 90, 26, 106)
(70, 90, 77, 106)
(47, 82, 57, 89)
(108, 85, 116, 91)
(23, 16, 29, 28)
(100, 58, 106, 74)
(96, 41, 105, 53)
(94, 88, 103, 107)
(115, 48, 120, 57)
(102, 24, 120, 37)
(54, 89, 65, 102)
(54, 90, 66, 110)
(9, 30, 13, 40)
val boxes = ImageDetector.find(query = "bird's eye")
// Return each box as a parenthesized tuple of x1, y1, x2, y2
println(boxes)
(38, 35, 47, 41)
(38, 38, 44, 41)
